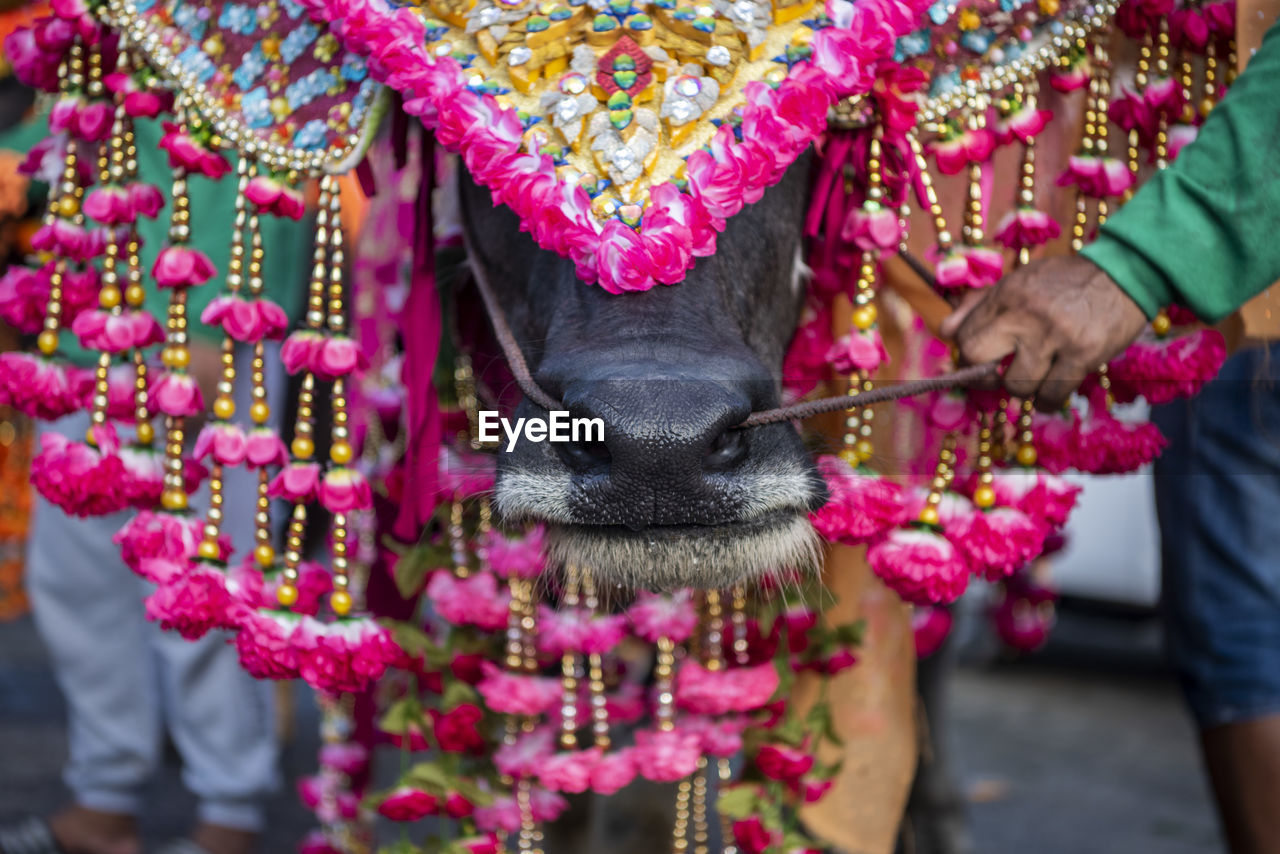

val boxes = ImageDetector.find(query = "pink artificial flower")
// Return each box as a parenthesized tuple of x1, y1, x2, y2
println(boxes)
(457, 834, 502, 854)
(430, 703, 486, 754)
(994, 207, 1061, 250)
(537, 748, 602, 793)
(319, 743, 369, 776)
(4, 25, 61, 91)
(232, 609, 302, 680)
(1049, 63, 1090, 92)
(627, 590, 699, 643)
(1056, 155, 1135, 199)
(826, 327, 888, 374)
(679, 714, 747, 757)
(83, 185, 135, 226)
(318, 467, 373, 513)
(193, 422, 249, 466)
(298, 774, 360, 823)
(1166, 123, 1199, 161)
(377, 787, 439, 821)
(292, 618, 400, 694)
(589, 748, 638, 795)
(298, 830, 342, 854)
(71, 309, 164, 353)
(200, 295, 289, 342)
(425, 571, 511, 631)
(782, 303, 835, 397)
(632, 728, 702, 782)
(912, 605, 953, 658)
(30, 218, 102, 262)
(537, 606, 627, 656)
(732, 816, 779, 854)
(933, 245, 1005, 290)
(152, 246, 217, 288)
(675, 660, 779, 716)
(1073, 410, 1167, 475)
(157, 121, 230, 179)
(822, 646, 859, 676)
(268, 462, 322, 502)
(756, 743, 815, 783)
(480, 526, 547, 579)
(144, 563, 236, 641)
(494, 728, 558, 781)
(281, 330, 324, 375)
(995, 104, 1051, 145)
(948, 507, 1046, 581)
(150, 371, 205, 417)
(992, 574, 1057, 651)
(476, 661, 561, 716)
(244, 428, 289, 467)
(314, 335, 366, 380)
(929, 126, 995, 175)
(103, 71, 170, 118)
(990, 470, 1081, 530)
(0, 353, 91, 420)
(30, 427, 131, 517)
(809, 455, 908, 545)
(244, 175, 306, 219)
(1107, 328, 1226, 405)
(867, 527, 971, 605)
(0, 265, 52, 334)
(114, 510, 205, 576)
(840, 200, 903, 252)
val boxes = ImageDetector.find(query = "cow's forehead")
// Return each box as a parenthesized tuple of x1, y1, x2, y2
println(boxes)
(109, 0, 1100, 290)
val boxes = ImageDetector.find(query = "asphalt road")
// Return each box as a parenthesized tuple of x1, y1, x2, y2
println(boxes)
(0, 613, 1222, 854)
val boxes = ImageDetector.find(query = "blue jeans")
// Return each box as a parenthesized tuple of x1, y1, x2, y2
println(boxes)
(1153, 342, 1280, 729)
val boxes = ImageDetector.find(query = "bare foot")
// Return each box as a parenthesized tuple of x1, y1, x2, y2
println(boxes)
(46, 806, 139, 854)
(189, 824, 257, 854)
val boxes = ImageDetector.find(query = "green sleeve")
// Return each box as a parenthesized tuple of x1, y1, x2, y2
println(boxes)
(1080, 19, 1280, 322)
(133, 119, 310, 343)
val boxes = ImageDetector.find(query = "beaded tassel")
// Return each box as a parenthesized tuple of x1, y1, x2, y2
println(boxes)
(157, 99, 197, 513)
(906, 130, 954, 260)
(960, 100, 989, 252)
(558, 567, 582, 750)
(581, 571, 611, 749)
(36, 44, 89, 361)
(322, 177, 356, 616)
(278, 177, 335, 608)
(916, 432, 958, 528)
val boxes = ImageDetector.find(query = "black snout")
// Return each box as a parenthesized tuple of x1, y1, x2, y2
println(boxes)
(557, 376, 752, 485)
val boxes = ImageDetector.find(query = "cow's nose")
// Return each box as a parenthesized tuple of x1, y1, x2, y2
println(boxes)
(558, 377, 753, 481)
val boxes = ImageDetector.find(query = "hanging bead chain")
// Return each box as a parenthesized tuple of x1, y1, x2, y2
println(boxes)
(322, 176, 356, 617)
(1071, 40, 1103, 253)
(672, 774, 693, 853)
(89, 44, 136, 448)
(558, 567, 582, 751)
(278, 177, 336, 607)
(1092, 41, 1114, 228)
(991, 397, 1010, 463)
(961, 100, 989, 249)
(581, 571, 611, 749)
(246, 196, 277, 571)
(690, 757, 710, 854)
(916, 432, 958, 527)
(449, 501, 470, 578)
(159, 100, 196, 513)
(36, 46, 88, 359)
(1201, 40, 1219, 118)
(906, 131, 954, 255)
(730, 584, 749, 666)
(1013, 81, 1039, 268)
(1013, 399, 1037, 468)
(972, 413, 997, 510)
(654, 635, 677, 731)
(1152, 20, 1173, 168)
(1125, 32, 1155, 198)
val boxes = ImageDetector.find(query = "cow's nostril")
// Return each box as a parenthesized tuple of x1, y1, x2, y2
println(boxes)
(704, 429, 748, 472)
(556, 438, 612, 474)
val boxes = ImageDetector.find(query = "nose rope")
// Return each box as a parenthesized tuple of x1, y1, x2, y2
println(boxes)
(464, 237, 1000, 429)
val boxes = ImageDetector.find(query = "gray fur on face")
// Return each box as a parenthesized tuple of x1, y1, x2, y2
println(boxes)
(546, 513, 820, 592)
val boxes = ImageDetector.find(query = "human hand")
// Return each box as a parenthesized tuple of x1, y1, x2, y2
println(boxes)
(939, 255, 1149, 411)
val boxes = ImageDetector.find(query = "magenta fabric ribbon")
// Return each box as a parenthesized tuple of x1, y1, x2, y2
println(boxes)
(393, 128, 443, 543)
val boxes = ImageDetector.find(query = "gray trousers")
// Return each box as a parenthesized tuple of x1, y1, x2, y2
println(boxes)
(24, 347, 281, 831)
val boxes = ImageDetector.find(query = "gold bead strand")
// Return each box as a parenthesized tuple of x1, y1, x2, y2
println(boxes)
(1201, 40, 1219, 118)
(730, 584, 748, 666)
(917, 432, 958, 528)
(655, 635, 677, 731)
(906, 130, 955, 256)
(961, 101, 989, 249)
(36, 46, 89, 357)
(323, 176, 356, 617)
(581, 570, 610, 750)
(972, 413, 997, 509)
(1014, 399, 1038, 468)
(558, 566, 582, 751)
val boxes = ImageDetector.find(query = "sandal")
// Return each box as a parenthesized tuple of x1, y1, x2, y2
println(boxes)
(0, 817, 66, 854)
